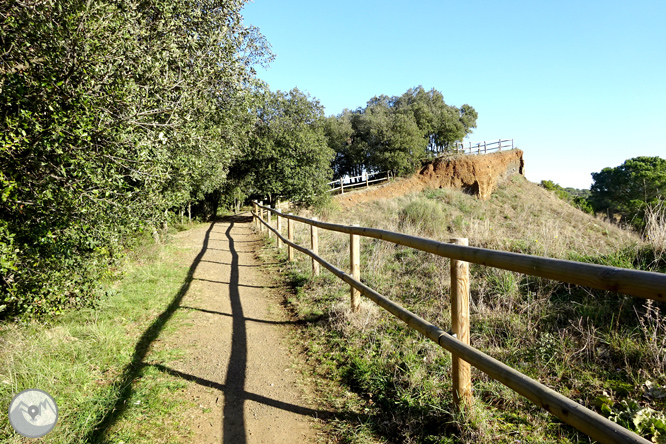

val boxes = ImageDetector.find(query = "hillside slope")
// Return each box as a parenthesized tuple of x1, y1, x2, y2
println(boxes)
(328, 173, 637, 259)
(335, 149, 524, 207)
(277, 175, 661, 444)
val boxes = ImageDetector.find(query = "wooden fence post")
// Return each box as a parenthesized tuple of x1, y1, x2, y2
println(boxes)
(253, 201, 258, 230)
(287, 214, 294, 262)
(259, 201, 264, 232)
(350, 224, 360, 312)
(267, 207, 274, 240)
(188, 202, 191, 223)
(366, 173, 369, 187)
(340, 178, 344, 194)
(311, 217, 319, 276)
(276, 209, 283, 248)
(450, 237, 472, 409)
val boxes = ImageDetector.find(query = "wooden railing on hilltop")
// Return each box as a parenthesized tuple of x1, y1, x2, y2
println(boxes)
(328, 170, 392, 194)
(251, 201, 666, 444)
(328, 140, 514, 194)
(452, 138, 514, 155)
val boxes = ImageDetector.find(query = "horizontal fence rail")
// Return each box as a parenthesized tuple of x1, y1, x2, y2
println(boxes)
(252, 201, 663, 444)
(451, 138, 514, 155)
(256, 205, 665, 301)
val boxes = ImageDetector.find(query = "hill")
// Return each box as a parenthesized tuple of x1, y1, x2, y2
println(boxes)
(265, 166, 666, 443)
(335, 149, 524, 207)
(331, 157, 634, 258)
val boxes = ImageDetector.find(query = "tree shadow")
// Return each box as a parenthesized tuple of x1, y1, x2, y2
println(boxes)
(86, 220, 217, 443)
(222, 217, 247, 443)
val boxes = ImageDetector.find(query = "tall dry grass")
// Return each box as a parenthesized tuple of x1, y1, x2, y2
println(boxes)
(265, 177, 663, 444)
(645, 199, 666, 256)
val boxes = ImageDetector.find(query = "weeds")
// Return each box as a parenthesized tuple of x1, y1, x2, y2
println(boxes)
(645, 199, 666, 260)
(637, 300, 666, 373)
(260, 179, 664, 443)
(0, 225, 203, 443)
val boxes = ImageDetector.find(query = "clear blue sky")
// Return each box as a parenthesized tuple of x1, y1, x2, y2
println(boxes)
(242, 0, 665, 189)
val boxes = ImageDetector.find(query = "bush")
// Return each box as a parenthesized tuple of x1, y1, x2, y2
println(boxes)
(540, 180, 593, 214)
(399, 198, 449, 236)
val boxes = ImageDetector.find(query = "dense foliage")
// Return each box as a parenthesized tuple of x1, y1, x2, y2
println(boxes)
(540, 180, 593, 213)
(0, 0, 270, 316)
(590, 157, 666, 228)
(325, 86, 477, 178)
(228, 86, 334, 205)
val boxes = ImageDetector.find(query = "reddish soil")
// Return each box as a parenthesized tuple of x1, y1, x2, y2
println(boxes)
(335, 150, 524, 207)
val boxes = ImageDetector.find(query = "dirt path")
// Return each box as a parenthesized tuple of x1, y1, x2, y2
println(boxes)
(163, 214, 319, 443)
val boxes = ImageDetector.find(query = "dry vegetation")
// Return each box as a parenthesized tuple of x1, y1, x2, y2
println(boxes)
(260, 176, 666, 444)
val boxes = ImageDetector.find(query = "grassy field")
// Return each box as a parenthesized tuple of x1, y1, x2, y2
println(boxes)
(260, 176, 666, 444)
(0, 225, 204, 443)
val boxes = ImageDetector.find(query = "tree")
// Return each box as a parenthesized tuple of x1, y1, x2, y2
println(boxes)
(590, 157, 666, 227)
(324, 86, 477, 178)
(0, 0, 270, 316)
(367, 107, 427, 176)
(324, 111, 362, 179)
(229, 86, 334, 204)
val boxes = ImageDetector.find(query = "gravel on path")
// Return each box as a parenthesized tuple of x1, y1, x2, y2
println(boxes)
(161, 214, 319, 443)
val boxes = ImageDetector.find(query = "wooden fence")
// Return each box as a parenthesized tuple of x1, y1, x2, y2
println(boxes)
(328, 141, 512, 194)
(251, 201, 666, 444)
(328, 170, 392, 194)
(451, 138, 514, 155)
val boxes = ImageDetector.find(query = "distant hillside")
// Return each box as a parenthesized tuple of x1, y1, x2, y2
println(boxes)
(335, 149, 524, 208)
(330, 158, 637, 259)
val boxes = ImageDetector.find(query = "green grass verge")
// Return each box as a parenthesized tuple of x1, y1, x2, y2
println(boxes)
(0, 224, 205, 443)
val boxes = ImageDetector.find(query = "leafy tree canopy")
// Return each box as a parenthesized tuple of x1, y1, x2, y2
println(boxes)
(590, 157, 666, 226)
(228, 85, 334, 205)
(326, 86, 477, 178)
(0, 0, 270, 316)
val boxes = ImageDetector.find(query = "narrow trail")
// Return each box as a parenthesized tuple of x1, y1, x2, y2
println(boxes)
(161, 214, 320, 443)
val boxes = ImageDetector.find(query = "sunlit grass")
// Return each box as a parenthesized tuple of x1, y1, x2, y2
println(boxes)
(261, 178, 666, 443)
(0, 225, 205, 443)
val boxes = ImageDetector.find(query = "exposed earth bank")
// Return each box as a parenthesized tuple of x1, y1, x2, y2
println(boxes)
(336, 149, 525, 207)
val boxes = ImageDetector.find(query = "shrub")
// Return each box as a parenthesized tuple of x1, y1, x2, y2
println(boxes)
(399, 198, 449, 236)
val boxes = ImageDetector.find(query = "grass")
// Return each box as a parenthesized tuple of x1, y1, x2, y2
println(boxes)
(260, 177, 666, 443)
(0, 223, 205, 443)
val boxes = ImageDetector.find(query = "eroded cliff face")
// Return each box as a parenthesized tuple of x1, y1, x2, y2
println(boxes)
(335, 149, 524, 207)
(417, 149, 524, 199)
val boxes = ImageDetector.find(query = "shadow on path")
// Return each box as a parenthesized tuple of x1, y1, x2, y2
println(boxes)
(87, 214, 330, 443)
(149, 363, 333, 419)
(179, 306, 303, 325)
(200, 260, 276, 268)
(87, 220, 216, 443)
(221, 218, 247, 443)
(192, 277, 278, 289)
